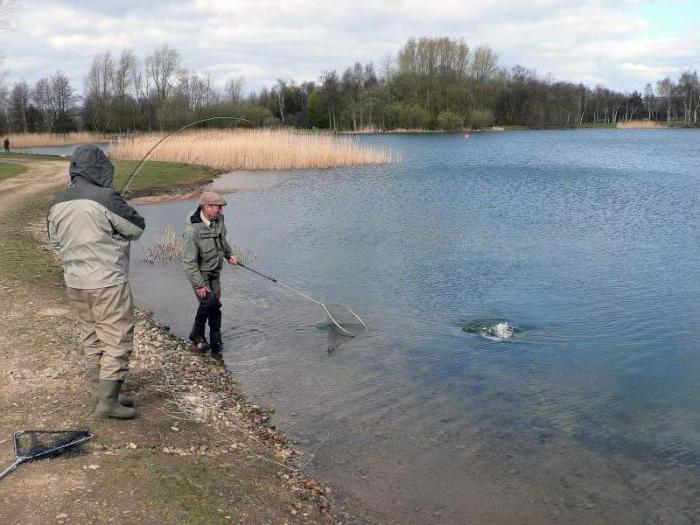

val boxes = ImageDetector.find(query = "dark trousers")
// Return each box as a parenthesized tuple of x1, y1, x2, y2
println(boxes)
(189, 276, 222, 347)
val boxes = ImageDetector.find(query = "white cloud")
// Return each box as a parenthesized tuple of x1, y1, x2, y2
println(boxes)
(0, 0, 697, 94)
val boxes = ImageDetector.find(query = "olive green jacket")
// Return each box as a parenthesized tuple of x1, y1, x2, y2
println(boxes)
(181, 207, 234, 289)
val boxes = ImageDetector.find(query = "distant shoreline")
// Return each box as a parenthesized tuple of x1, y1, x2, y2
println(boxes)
(341, 121, 689, 134)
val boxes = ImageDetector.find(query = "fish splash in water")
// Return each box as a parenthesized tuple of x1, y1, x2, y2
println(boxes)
(462, 318, 517, 341)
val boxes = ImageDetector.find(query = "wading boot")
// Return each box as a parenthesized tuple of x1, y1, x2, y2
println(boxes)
(94, 380, 137, 419)
(189, 319, 209, 352)
(86, 364, 134, 407)
(189, 336, 209, 352)
(209, 331, 223, 357)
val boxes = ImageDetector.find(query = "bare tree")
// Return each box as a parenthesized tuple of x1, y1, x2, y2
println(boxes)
(656, 77, 675, 122)
(177, 71, 218, 111)
(643, 83, 655, 120)
(145, 44, 181, 103)
(9, 80, 30, 131)
(31, 77, 52, 130)
(112, 49, 137, 132)
(84, 52, 114, 132)
(273, 79, 287, 124)
(224, 76, 245, 103)
(31, 71, 76, 131)
(678, 71, 699, 124)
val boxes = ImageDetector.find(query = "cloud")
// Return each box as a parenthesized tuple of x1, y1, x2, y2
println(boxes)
(0, 0, 697, 94)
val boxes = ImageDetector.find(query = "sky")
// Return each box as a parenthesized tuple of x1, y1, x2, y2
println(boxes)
(1, 0, 698, 95)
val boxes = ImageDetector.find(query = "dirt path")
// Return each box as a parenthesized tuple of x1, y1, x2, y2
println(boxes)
(0, 159, 341, 524)
(0, 158, 68, 208)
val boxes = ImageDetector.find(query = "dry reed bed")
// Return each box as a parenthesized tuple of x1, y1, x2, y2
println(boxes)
(6, 131, 109, 148)
(109, 129, 394, 170)
(616, 120, 667, 129)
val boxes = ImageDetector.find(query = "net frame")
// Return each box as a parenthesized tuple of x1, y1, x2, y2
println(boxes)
(321, 303, 367, 337)
(0, 429, 93, 481)
(238, 263, 367, 337)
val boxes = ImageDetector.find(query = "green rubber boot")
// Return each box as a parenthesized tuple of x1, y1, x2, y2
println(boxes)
(94, 380, 137, 419)
(87, 364, 134, 407)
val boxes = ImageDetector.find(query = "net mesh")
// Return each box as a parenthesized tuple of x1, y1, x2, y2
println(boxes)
(13, 430, 92, 460)
(321, 304, 367, 337)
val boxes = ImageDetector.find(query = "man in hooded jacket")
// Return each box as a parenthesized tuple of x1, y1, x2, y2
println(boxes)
(48, 144, 145, 419)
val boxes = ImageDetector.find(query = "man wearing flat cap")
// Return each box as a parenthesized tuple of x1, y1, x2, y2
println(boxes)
(181, 191, 237, 355)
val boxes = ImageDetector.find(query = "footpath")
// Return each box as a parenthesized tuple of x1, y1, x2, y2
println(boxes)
(0, 158, 339, 524)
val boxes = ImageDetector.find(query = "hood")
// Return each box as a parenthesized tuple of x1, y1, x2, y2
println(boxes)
(69, 145, 114, 188)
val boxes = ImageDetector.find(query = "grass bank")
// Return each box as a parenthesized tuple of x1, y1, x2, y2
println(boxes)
(0, 152, 218, 198)
(109, 128, 394, 170)
(113, 159, 218, 198)
(0, 162, 27, 181)
(0, 160, 347, 524)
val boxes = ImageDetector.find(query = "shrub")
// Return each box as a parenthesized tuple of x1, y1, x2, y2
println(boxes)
(437, 111, 464, 131)
(400, 104, 430, 129)
(469, 108, 494, 129)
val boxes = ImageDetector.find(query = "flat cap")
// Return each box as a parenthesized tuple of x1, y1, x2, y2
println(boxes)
(199, 191, 227, 206)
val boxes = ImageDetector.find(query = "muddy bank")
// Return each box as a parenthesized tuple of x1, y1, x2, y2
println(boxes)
(0, 159, 351, 524)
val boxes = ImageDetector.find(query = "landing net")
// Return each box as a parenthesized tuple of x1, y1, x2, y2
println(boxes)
(0, 430, 93, 481)
(321, 303, 367, 337)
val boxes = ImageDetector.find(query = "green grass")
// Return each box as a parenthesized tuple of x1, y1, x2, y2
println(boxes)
(4, 152, 67, 161)
(113, 160, 218, 197)
(0, 162, 27, 180)
(0, 153, 217, 197)
(579, 122, 617, 129)
(0, 237, 64, 285)
(108, 460, 241, 524)
(0, 190, 64, 288)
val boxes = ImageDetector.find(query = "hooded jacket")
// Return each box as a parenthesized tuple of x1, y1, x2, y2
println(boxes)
(181, 207, 234, 289)
(48, 145, 145, 289)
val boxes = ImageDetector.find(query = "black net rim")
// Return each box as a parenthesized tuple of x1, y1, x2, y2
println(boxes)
(13, 429, 93, 460)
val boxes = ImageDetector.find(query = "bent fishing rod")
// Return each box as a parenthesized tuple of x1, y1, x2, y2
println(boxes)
(119, 116, 253, 196)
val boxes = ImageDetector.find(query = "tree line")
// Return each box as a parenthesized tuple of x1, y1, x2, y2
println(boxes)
(4, 38, 700, 134)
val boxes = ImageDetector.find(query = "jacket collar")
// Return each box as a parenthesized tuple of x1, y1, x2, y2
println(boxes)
(190, 206, 220, 225)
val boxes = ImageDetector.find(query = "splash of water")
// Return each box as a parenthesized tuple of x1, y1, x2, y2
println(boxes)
(462, 318, 517, 341)
(482, 321, 514, 341)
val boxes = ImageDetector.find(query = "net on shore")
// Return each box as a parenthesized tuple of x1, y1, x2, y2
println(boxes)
(0, 430, 93, 481)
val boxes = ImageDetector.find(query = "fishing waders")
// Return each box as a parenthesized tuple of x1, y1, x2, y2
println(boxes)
(94, 380, 136, 419)
(86, 362, 134, 408)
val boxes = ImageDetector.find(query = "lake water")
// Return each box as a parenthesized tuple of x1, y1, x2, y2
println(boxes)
(15, 143, 109, 155)
(129, 130, 700, 524)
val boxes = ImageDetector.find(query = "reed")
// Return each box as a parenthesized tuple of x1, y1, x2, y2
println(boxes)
(109, 128, 394, 170)
(140, 226, 182, 264)
(140, 225, 255, 265)
(616, 120, 666, 129)
(5, 132, 110, 148)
